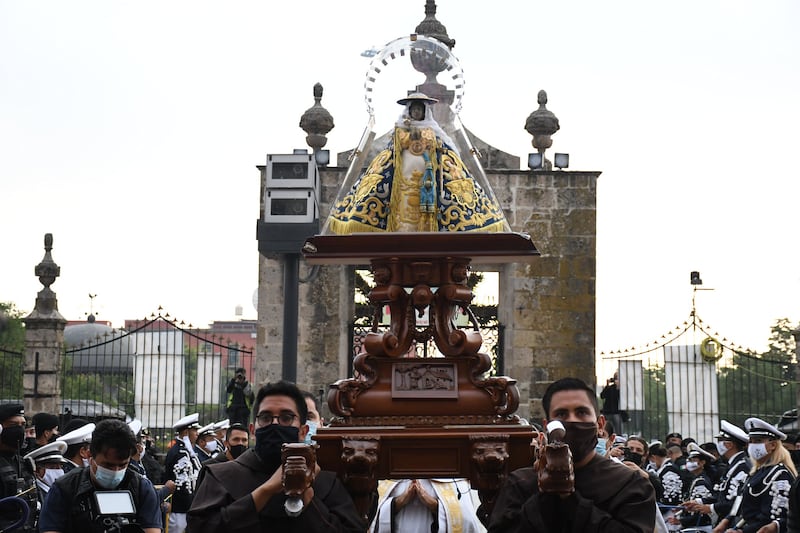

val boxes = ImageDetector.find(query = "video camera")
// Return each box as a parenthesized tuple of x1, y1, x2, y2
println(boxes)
(93, 491, 144, 533)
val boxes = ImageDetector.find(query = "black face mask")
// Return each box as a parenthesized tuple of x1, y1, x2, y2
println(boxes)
(561, 421, 599, 463)
(254, 425, 299, 471)
(1, 426, 25, 450)
(229, 444, 248, 459)
(625, 451, 644, 466)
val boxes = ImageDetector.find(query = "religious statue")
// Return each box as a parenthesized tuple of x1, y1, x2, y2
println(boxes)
(326, 93, 507, 234)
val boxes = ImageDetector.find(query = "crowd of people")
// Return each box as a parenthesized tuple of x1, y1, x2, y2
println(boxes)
(3, 373, 800, 532)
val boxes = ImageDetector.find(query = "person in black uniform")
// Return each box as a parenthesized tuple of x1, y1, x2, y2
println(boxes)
(684, 420, 751, 527)
(0, 403, 37, 532)
(164, 413, 201, 533)
(715, 417, 796, 533)
(675, 442, 716, 531)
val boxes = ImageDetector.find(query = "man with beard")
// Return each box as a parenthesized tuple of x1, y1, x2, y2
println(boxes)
(187, 381, 363, 532)
(488, 377, 656, 532)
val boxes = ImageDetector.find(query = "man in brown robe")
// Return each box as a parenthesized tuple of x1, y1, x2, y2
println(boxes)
(488, 377, 656, 532)
(187, 381, 363, 533)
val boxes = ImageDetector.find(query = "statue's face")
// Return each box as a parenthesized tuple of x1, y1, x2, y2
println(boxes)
(471, 440, 509, 475)
(409, 102, 426, 121)
(341, 438, 379, 475)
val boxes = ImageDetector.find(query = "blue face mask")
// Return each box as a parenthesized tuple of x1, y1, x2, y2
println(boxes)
(595, 437, 607, 456)
(93, 463, 126, 489)
(304, 421, 319, 445)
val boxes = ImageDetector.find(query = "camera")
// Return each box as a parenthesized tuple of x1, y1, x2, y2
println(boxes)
(93, 491, 143, 533)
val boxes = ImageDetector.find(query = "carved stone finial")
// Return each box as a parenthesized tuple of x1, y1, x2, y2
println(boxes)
(524, 90, 561, 168)
(299, 82, 335, 152)
(415, 0, 455, 49)
(30, 233, 64, 319)
(35, 233, 60, 290)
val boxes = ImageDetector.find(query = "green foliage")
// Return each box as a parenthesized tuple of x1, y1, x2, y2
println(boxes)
(0, 303, 25, 352)
(718, 318, 798, 425)
(0, 303, 24, 399)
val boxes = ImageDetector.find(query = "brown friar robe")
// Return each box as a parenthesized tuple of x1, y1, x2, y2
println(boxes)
(488, 453, 656, 533)
(187, 448, 364, 533)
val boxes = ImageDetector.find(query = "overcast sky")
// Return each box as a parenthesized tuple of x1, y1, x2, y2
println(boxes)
(2, 1, 798, 367)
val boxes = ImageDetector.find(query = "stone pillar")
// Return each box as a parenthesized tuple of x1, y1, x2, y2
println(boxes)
(489, 170, 599, 421)
(22, 233, 67, 416)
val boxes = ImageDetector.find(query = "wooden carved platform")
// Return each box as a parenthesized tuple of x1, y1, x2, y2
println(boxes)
(302, 232, 540, 523)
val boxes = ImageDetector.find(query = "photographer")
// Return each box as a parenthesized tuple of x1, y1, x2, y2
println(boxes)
(39, 419, 162, 533)
(226, 368, 255, 426)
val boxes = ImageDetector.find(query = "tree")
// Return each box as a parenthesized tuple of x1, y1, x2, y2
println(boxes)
(717, 318, 798, 427)
(0, 303, 24, 399)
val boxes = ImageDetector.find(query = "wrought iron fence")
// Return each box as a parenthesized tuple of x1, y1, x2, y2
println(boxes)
(0, 347, 23, 401)
(61, 316, 254, 453)
(602, 343, 798, 444)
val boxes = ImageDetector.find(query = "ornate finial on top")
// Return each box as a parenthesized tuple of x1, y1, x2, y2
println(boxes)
(524, 90, 561, 168)
(299, 82, 335, 152)
(29, 233, 64, 320)
(415, 0, 455, 49)
(35, 233, 60, 290)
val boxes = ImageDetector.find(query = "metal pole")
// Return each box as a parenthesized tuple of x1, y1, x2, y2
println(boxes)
(282, 253, 299, 382)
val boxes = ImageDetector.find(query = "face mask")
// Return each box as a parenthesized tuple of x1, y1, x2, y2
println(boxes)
(82, 458, 91, 467)
(594, 437, 607, 456)
(1, 426, 25, 449)
(229, 444, 248, 459)
(48, 433, 58, 444)
(205, 440, 218, 453)
(716, 441, 729, 456)
(561, 421, 599, 463)
(93, 463, 126, 489)
(748, 442, 769, 461)
(254, 424, 299, 471)
(625, 451, 644, 466)
(304, 421, 319, 445)
(42, 468, 64, 487)
(685, 460, 699, 472)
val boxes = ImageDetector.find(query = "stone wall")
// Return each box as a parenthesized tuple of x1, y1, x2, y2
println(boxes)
(256, 166, 599, 420)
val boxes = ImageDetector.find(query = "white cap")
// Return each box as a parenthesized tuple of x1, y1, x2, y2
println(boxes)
(197, 423, 215, 438)
(128, 419, 143, 437)
(687, 442, 715, 461)
(24, 440, 68, 464)
(716, 420, 749, 443)
(745, 417, 787, 440)
(57, 423, 95, 446)
(173, 413, 200, 431)
(212, 419, 230, 432)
